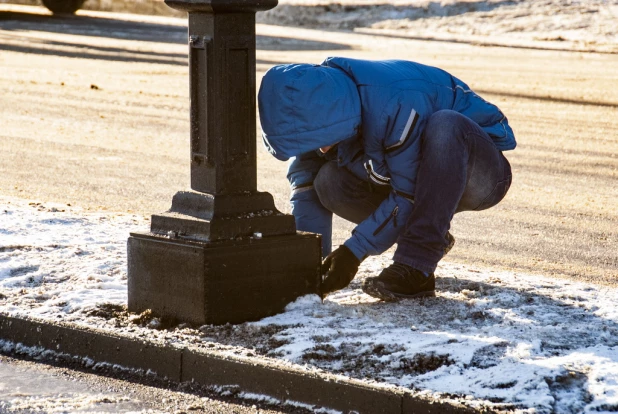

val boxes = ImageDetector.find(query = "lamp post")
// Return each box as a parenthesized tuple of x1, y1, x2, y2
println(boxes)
(127, 0, 321, 325)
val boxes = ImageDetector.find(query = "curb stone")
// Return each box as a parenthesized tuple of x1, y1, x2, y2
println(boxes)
(0, 313, 183, 381)
(0, 314, 482, 413)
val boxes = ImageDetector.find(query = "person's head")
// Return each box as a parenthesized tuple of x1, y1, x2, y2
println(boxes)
(258, 63, 361, 161)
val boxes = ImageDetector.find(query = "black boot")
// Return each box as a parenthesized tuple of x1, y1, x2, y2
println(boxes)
(362, 262, 435, 302)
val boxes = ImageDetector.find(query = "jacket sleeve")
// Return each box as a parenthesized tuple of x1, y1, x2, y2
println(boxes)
(287, 151, 333, 257)
(343, 91, 434, 260)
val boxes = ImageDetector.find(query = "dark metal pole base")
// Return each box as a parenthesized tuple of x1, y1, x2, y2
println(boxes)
(127, 231, 321, 325)
(149, 190, 296, 241)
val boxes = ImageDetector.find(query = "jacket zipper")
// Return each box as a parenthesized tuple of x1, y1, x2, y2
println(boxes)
(373, 205, 399, 236)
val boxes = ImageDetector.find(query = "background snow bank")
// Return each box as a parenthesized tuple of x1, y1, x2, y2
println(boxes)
(1, 196, 618, 413)
(259, 0, 618, 53)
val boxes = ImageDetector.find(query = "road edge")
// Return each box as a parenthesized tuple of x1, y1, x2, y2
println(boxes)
(0, 313, 483, 413)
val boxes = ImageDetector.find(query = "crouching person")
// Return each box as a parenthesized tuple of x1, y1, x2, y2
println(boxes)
(258, 57, 515, 301)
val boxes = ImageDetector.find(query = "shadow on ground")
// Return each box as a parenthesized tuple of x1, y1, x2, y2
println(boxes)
(0, 10, 351, 50)
(71, 269, 618, 411)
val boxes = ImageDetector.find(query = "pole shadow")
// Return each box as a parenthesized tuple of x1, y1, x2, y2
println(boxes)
(0, 10, 351, 53)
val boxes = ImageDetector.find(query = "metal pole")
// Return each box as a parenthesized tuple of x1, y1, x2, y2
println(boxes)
(127, 0, 321, 325)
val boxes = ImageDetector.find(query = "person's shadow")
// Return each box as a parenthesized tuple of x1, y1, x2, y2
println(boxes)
(85, 265, 616, 410)
(280, 268, 618, 409)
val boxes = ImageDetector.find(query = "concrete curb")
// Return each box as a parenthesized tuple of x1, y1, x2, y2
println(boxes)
(0, 314, 481, 413)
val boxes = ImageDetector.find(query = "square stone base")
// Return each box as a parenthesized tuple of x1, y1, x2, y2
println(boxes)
(128, 232, 321, 325)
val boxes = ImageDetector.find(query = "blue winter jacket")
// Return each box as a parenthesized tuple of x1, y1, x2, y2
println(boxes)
(258, 57, 516, 260)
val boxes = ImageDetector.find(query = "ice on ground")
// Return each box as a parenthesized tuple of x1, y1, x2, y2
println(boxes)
(1, 196, 618, 413)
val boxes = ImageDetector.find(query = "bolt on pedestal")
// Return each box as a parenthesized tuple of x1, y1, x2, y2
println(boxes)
(127, 0, 321, 325)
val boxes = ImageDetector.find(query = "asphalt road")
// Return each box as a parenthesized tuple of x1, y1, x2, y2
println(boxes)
(0, 354, 304, 413)
(0, 5, 616, 287)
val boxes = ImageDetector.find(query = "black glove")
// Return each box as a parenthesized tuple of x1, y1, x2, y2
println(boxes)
(321, 246, 360, 296)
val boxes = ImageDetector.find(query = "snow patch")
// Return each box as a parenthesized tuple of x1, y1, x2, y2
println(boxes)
(1, 196, 618, 412)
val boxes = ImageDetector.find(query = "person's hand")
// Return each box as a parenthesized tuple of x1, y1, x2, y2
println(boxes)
(321, 246, 360, 296)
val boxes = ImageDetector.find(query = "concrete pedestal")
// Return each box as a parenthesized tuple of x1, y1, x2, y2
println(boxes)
(128, 232, 321, 325)
(127, 0, 322, 325)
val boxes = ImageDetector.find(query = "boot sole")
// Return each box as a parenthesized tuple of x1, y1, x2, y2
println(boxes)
(361, 280, 435, 302)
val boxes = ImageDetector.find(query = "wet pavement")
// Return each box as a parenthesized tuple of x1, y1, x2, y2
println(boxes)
(0, 355, 301, 413)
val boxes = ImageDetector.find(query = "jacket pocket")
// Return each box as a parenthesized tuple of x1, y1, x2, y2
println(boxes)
(373, 205, 399, 236)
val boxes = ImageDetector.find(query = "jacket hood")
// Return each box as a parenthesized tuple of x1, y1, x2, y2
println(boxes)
(258, 63, 361, 161)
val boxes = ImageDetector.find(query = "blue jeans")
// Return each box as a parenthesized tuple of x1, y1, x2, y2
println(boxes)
(314, 110, 512, 274)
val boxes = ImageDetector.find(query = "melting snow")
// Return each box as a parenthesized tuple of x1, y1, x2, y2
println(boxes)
(1, 196, 618, 412)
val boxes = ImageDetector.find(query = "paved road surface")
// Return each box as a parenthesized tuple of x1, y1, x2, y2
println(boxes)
(0, 354, 305, 413)
(0, 5, 616, 286)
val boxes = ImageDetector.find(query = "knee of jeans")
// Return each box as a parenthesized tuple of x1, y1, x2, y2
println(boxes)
(423, 110, 464, 148)
(314, 162, 337, 211)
